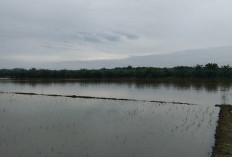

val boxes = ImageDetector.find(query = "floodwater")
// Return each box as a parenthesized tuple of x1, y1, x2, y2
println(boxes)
(0, 79, 232, 105)
(0, 79, 231, 157)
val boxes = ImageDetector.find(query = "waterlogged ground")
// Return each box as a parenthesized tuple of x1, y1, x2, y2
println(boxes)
(0, 79, 232, 105)
(0, 79, 231, 157)
(0, 93, 219, 157)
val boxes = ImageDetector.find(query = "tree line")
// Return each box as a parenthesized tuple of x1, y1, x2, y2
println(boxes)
(0, 63, 232, 79)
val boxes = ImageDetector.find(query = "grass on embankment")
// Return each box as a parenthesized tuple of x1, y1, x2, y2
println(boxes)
(211, 105, 232, 157)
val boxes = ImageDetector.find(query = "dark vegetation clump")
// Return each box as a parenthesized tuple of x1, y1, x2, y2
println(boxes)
(0, 63, 232, 79)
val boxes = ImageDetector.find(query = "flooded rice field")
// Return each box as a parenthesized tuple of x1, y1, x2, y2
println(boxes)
(0, 79, 231, 157)
(0, 79, 232, 105)
(0, 94, 219, 157)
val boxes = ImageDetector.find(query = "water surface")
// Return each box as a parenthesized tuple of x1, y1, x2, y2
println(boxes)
(0, 79, 231, 105)
(0, 94, 219, 157)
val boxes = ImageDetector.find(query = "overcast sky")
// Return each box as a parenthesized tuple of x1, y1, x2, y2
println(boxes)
(1, 0, 232, 65)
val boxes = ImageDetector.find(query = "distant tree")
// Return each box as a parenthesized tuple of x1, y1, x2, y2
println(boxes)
(0, 63, 232, 79)
(220, 65, 232, 78)
(127, 65, 132, 69)
(204, 63, 219, 70)
(204, 63, 219, 78)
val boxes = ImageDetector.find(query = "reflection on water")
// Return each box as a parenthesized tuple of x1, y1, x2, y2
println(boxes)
(0, 94, 219, 157)
(0, 79, 232, 105)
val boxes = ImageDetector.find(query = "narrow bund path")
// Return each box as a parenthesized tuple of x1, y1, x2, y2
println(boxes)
(212, 105, 232, 157)
(0, 91, 197, 105)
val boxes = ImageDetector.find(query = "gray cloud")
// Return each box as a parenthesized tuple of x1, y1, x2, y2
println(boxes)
(72, 32, 122, 43)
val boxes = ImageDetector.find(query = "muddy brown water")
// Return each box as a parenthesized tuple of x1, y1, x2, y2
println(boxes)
(0, 79, 231, 157)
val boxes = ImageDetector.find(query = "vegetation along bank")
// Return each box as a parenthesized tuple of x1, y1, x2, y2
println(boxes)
(0, 63, 232, 79)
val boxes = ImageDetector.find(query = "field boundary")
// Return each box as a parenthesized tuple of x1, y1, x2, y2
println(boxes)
(211, 105, 232, 157)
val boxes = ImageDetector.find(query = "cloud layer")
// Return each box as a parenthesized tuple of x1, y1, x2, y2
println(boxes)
(1, 0, 232, 67)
